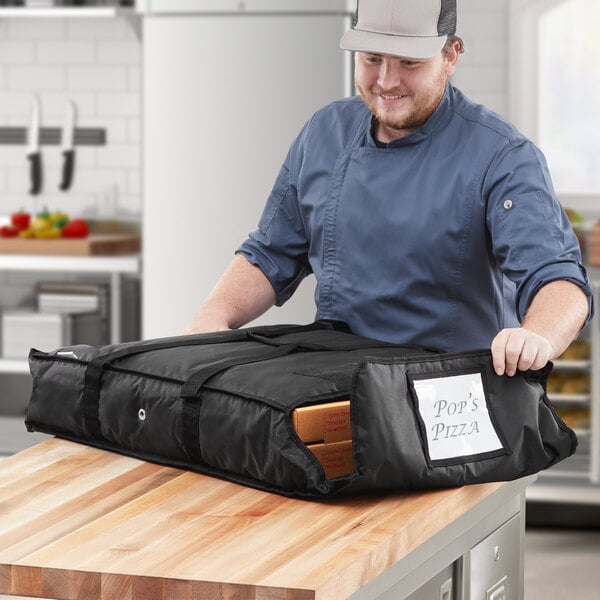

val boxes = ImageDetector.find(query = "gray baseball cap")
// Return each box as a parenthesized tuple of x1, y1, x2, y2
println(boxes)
(340, 0, 457, 59)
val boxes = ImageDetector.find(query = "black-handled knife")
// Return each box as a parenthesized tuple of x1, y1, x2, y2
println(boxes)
(26, 96, 42, 195)
(59, 100, 76, 191)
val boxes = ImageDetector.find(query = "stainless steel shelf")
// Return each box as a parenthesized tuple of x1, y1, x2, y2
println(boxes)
(0, 416, 50, 458)
(527, 481, 600, 504)
(0, 253, 141, 359)
(0, 6, 141, 38)
(549, 393, 591, 403)
(0, 253, 140, 273)
(0, 7, 133, 18)
(528, 282, 600, 503)
(552, 359, 591, 369)
(0, 359, 29, 375)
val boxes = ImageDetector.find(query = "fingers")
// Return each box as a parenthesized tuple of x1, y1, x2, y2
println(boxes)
(491, 328, 553, 377)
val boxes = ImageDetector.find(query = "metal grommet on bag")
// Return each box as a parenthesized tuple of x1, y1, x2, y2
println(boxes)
(503, 199, 513, 210)
(138, 408, 146, 421)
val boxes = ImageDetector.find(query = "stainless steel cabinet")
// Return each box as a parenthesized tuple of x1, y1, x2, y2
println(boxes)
(405, 564, 454, 600)
(469, 515, 522, 600)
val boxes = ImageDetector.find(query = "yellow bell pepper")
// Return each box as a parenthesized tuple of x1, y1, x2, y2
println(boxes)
(31, 216, 51, 232)
(49, 211, 69, 228)
(34, 227, 62, 239)
(19, 228, 36, 238)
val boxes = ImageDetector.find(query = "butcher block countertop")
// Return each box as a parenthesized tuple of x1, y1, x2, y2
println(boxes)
(0, 438, 533, 600)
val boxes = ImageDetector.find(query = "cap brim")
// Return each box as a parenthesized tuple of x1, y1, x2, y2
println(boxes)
(340, 28, 447, 60)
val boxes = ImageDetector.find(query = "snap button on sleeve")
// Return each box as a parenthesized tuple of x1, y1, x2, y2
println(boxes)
(503, 199, 513, 210)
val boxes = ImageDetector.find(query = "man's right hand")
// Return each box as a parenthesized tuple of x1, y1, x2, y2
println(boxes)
(490, 327, 554, 377)
(183, 311, 231, 335)
(182, 254, 277, 336)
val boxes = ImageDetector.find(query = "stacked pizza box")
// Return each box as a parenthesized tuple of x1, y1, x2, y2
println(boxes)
(292, 400, 353, 479)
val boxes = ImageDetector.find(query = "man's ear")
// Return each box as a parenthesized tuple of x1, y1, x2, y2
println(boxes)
(444, 40, 461, 75)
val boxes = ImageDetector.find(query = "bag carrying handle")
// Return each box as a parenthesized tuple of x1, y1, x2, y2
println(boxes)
(82, 321, 346, 442)
(88, 320, 346, 368)
(180, 341, 300, 463)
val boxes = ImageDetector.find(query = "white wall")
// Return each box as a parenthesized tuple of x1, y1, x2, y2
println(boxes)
(0, 16, 142, 309)
(0, 17, 141, 220)
(0, 3, 511, 221)
(0, 4, 513, 313)
(452, 0, 509, 119)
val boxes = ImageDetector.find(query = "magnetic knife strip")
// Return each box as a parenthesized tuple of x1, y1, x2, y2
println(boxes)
(0, 127, 105, 146)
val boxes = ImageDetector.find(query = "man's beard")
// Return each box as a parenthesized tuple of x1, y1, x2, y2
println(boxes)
(357, 71, 447, 138)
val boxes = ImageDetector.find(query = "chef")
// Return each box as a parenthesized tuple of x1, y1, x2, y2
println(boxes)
(185, 0, 592, 378)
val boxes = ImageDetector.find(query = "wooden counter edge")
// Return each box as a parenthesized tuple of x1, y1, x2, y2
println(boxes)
(0, 566, 316, 600)
(0, 440, 536, 600)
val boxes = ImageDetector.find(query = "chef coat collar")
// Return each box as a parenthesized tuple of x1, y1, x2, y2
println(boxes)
(367, 82, 454, 148)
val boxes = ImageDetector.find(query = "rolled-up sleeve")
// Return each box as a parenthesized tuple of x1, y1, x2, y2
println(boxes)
(237, 132, 311, 306)
(486, 141, 593, 322)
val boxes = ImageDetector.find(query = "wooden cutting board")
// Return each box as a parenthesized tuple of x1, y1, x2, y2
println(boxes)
(0, 438, 519, 600)
(0, 234, 140, 256)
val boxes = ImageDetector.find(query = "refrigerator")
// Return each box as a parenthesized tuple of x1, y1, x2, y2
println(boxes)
(142, 1, 354, 338)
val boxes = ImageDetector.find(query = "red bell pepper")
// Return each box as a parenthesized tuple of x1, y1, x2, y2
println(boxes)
(0, 225, 19, 238)
(61, 218, 89, 239)
(10, 210, 31, 232)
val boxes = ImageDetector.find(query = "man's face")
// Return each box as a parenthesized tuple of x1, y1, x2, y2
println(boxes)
(355, 48, 458, 143)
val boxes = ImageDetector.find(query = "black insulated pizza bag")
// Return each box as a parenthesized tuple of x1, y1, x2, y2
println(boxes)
(25, 321, 577, 498)
(348, 352, 575, 493)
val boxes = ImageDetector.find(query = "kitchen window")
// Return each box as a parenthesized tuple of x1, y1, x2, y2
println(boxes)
(509, 0, 600, 202)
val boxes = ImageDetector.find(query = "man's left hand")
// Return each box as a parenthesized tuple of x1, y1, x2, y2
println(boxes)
(490, 327, 554, 377)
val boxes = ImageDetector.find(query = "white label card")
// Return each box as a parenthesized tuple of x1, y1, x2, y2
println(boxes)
(412, 372, 503, 461)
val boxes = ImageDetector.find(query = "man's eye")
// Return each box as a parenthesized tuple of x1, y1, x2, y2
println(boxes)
(402, 60, 420, 67)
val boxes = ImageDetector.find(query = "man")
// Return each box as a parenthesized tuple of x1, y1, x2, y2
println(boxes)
(185, 0, 592, 378)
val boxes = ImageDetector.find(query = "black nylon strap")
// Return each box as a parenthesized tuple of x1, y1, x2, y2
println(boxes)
(180, 343, 297, 399)
(81, 321, 337, 442)
(85, 320, 335, 368)
(180, 343, 299, 463)
(82, 362, 108, 442)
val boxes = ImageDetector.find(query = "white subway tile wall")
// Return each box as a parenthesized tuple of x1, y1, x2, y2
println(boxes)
(0, 2, 507, 214)
(0, 4, 509, 217)
(453, 0, 509, 118)
(0, 15, 142, 326)
(0, 3, 509, 306)
(0, 16, 141, 219)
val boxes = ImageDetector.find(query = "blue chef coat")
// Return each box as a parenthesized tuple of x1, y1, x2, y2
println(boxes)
(238, 84, 592, 351)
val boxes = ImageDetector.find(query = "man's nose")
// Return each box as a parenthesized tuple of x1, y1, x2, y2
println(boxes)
(377, 59, 402, 90)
